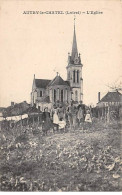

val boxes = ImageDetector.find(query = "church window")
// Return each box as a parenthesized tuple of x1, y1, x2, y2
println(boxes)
(61, 90, 63, 102)
(77, 70, 79, 83)
(73, 70, 75, 83)
(54, 89, 56, 102)
(68, 72, 70, 80)
(75, 90, 78, 101)
(40, 91, 43, 97)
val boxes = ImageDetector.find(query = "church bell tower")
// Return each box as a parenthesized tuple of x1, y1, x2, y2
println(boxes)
(66, 18, 83, 102)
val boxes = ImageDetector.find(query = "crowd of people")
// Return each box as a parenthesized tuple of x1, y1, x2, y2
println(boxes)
(0, 103, 94, 135)
(41, 103, 92, 134)
(1, 102, 121, 136)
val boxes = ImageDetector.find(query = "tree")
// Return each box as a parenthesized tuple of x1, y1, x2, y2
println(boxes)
(106, 76, 122, 92)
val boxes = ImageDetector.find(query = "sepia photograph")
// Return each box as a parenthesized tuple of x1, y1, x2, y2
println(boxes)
(0, 0, 122, 192)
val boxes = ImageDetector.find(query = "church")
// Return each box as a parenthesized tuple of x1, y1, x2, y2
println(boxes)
(31, 21, 83, 111)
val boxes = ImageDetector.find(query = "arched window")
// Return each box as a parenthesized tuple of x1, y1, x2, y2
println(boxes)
(40, 90, 43, 97)
(73, 70, 75, 83)
(54, 89, 56, 102)
(77, 70, 79, 83)
(61, 90, 63, 102)
(68, 72, 70, 80)
(75, 90, 78, 101)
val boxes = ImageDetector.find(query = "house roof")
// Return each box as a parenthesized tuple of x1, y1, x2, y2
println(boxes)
(100, 91, 122, 103)
(3, 101, 30, 117)
(48, 75, 69, 86)
(0, 107, 5, 112)
(26, 106, 40, 113)
(35, 79, 51, 88)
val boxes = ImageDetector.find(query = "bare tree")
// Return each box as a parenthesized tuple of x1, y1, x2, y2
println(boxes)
(106, 76, 122, 92)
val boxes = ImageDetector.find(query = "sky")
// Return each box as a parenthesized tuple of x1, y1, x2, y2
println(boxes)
(0, 0, 122, 107)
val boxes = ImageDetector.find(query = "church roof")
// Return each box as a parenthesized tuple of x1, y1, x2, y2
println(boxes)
(99, 91, 122, 103)
(65, 80, 70, 86)
(35, 79, 51, 88)
(48, 75, 69, 86)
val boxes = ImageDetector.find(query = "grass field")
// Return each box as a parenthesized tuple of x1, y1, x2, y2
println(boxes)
(0, 121, 122, 191)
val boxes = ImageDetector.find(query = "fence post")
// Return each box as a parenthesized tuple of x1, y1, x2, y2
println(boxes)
(107, 106, 110, 123)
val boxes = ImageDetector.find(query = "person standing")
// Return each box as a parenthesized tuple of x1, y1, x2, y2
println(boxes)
(53, 109, 59, 125)
(85, 109, 92, 129)
(53, 109, 59, 132)
(77, 107, 84, 128)
(42, 107, 51, 135)
(67, 105, 73, 130)
(72, 106, 78, 130)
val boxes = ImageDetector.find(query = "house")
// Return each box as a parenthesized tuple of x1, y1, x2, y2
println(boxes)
(97, 91, 122, 107)
(0, 107, 5, 121)
(97, 91, 122, 120)
(2, 101, 30, 118)
(31, 21, 83, 111)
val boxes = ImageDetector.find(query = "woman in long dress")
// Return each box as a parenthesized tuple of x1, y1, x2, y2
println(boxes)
(77, 107, 84, 128)
(67, 105, 73, 130)
(53, 109, 59, 125)
(53, 109, 59, 132)
(72, 106, 78, 130)
(42, 107, 51, 135)
(85, 110, 92, 122)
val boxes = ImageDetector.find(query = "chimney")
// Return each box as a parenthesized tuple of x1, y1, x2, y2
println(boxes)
(98, 92, 100, 102)
(11, 102, 14, 107)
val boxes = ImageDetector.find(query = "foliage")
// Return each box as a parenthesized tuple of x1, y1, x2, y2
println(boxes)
(0, 121, 121, 191)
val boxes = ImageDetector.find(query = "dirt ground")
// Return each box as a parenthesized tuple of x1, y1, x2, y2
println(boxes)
(0, 121, 122, 191)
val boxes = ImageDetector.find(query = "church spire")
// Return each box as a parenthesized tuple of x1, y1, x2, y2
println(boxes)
(71, 17, 78, 62)
(67, 17, 81, 66)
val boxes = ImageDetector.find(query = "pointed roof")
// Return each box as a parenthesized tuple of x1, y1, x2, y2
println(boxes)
(48, 75, 69, 86)
(100, 91, 122, 103)
(71, 20, 78, 61)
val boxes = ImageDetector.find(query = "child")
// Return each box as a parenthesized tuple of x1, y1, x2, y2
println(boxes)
(58, 118, 66, 132)
(85, 109, 92, 129)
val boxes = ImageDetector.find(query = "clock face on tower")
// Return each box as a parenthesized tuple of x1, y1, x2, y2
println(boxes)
(74, 58, 79, 64)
